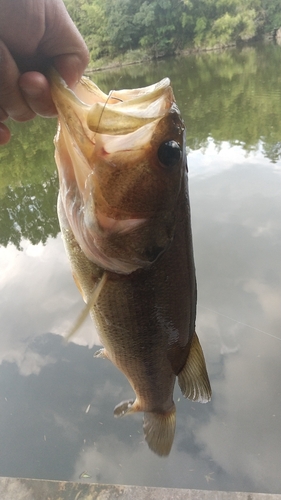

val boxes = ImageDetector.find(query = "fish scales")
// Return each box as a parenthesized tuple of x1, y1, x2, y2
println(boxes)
(50, 69, 211, 456)
(94, 190, 194, 406)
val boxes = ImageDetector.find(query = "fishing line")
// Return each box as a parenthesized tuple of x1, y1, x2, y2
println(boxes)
(65, 272, 108, 341)
(92, 90, 123, 139)
(95, 78, 124, 135)
(198, 304, 281, 342)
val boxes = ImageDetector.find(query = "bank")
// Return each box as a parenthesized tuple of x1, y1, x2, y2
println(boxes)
(1, 477, 281, 500)
(85, 34, 278, 74)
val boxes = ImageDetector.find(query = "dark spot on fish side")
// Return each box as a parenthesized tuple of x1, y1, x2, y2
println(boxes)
(145, 245, 166, 262)
(158, 140, 182, 169)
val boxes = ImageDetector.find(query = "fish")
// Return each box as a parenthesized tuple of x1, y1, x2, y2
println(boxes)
(49, 68, 211, 456)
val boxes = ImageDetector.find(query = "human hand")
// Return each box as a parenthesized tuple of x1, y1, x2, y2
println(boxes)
(0, 0, 89, 145)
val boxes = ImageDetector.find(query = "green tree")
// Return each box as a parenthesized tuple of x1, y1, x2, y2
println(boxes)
(60, 0, 275, 63)
(260, 0, 281, 33)
(64, 0, 109, 61)
(105, 0, 143, 56)
(133, 0, 186, 57)
(183, 0, 261, 48)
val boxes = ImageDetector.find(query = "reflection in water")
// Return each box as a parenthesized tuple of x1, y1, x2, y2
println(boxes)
(188, 141, 281, 492)
(0, 44, 281, 492)
(0, 117, 59, 248)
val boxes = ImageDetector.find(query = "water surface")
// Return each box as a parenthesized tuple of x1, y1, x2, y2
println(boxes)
(0, 43, 281, 493)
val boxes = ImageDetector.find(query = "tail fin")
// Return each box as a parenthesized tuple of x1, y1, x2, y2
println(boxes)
(143, 405, 176, 457)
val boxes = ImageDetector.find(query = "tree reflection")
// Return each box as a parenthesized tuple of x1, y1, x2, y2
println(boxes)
(0, 117, 59, 249)
(0, 176, 59, 249)
(173, 45, 281, 158)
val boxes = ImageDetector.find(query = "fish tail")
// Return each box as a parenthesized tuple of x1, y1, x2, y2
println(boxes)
(143, 404, 176, 457)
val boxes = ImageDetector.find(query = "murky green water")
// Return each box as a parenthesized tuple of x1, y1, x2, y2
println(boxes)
(0, 43, 281, 493)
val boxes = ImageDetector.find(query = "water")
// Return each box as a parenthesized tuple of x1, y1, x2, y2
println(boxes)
(0, 43, 281, 493)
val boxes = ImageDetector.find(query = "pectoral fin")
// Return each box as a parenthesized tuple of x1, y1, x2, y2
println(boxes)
(114, 399, 137, 417)
(178, 332, 211, 403)
(65, 272, 107, 341)
(94, 348, 108, 359)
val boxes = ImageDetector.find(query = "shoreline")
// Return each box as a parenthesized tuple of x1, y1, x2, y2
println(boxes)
(85, 44, 237, 74)
(85, 37, 274, 74)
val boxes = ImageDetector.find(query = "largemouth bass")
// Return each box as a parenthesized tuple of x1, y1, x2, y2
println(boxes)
(50, 69, 211, 456)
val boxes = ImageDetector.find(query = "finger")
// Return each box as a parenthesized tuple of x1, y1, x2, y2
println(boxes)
(0, 40, 35, 122)
(0, 40, 36, 122)
(0, 122, 11, 145)
(0, 106, 8, 121)
(54, 53, 89, 89)
(18, 72, 57, 117)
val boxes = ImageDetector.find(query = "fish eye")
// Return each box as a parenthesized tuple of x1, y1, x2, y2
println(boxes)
(157, 140, 182, 169)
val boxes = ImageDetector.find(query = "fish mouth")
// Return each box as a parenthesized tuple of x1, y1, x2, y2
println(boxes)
(50, 69, 185, 274)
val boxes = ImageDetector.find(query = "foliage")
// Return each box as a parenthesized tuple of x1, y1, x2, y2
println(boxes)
(61, 0, 280, 64)
(260, 0, 281, 33)
(133, 0, 186, 57)
(183, 0, 262, 48)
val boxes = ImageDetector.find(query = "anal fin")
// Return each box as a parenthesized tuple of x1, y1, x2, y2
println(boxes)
(178, 332, 211, 403)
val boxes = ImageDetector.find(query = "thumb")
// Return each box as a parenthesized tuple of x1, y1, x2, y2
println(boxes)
(53, 52, 88, 89)
(41, 0, 89, 87)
